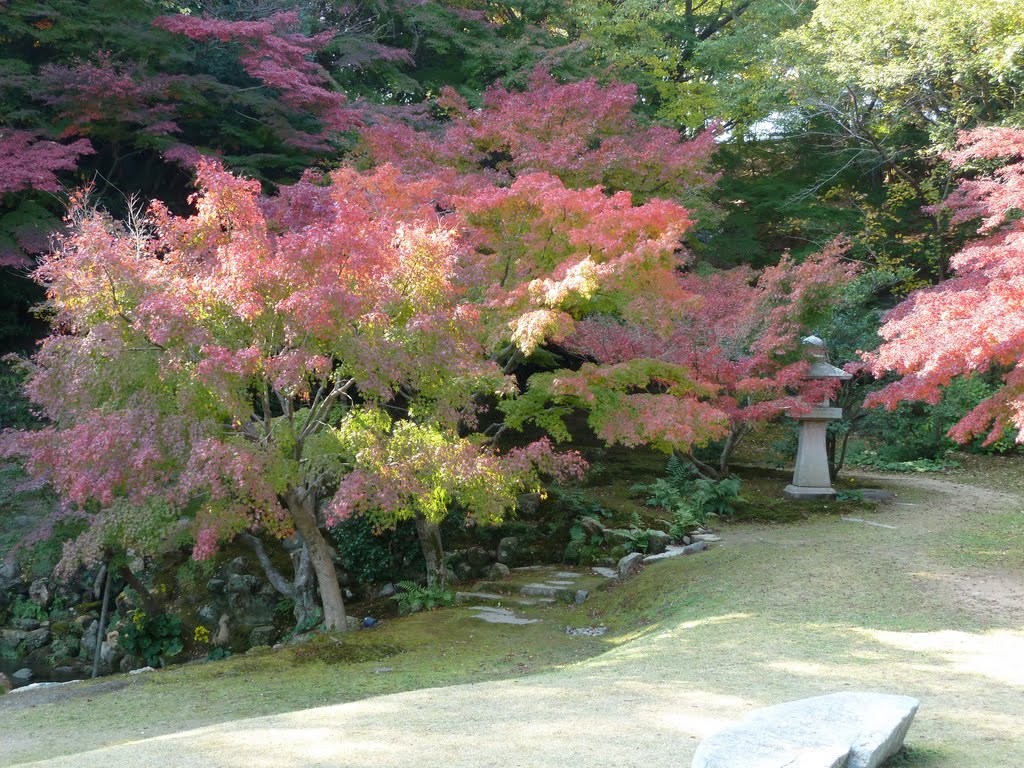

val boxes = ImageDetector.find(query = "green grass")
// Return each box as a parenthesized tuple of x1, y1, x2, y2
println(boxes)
(938, 509, 1024, 569)
(0, 590, 614, 764)
(5, 457, 1024, 767)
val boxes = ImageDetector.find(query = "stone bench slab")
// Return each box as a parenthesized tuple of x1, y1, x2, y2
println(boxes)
(692, 692, 919, 768)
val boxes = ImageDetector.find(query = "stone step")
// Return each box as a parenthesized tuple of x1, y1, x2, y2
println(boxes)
(520, 583, 574, 600)
(455, 591, 512, 605)
(644, 542, 706, 564)
(465, 606, 541, 625)
(519, 583, 590, 604)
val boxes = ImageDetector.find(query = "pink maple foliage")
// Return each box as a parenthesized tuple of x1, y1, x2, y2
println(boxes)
(0, 130, 93, 195)
(3, 159, 588, 625)
(154, 12, 364, 150)
(560, 243, 857, 477)
(361, 69, 719, 202)
(38, 53, 182, 138)
(866, 127, 1024, 446)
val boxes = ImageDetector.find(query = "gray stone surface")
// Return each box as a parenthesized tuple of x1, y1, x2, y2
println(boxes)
(692, 533, 722, 543)
(28, 578, 52, 608)
(574, 589, 589, 605)
(496, 537, 522, 565)
(565, 626, 607, 637)
(641, 545, 687, 563)
(12, 667, 33, 681)
(486, 563, 510, 580)
(455, 591, 509, 605)
(1, 627, 51, 652)
(681, 541, 708, 555)
(249, 625, 276, 647)
(692, 692, 919, 768)
(592, 567, 618, 579)
(617, 552, 644, 579)
(521, 583, 574, 601)
(646, 530, 671, 555)
(466, 607, 540, 625)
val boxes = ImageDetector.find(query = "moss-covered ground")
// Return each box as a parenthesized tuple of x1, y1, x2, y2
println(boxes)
(3, 455, 1024, 767)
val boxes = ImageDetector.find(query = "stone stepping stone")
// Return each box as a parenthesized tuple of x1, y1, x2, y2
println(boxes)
(455, 591, 511, 605)
(692, 533, 722, 543)
(553, 571, 581, 579)
(592, 567, 618, 579)
(466, 606, 540, 625)
(643, 544, 703, 563)
(692, 692, 919, 768)
(545, 580, 576, 587)
(521, 583, 574, 600)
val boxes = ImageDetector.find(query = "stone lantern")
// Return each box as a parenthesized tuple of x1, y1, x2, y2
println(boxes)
(784, 335, 852, 500)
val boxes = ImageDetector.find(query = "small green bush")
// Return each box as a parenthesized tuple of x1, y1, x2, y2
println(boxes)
(391, 581, 454, 614)
(118, 610, 184, 667)
(635, 457, 744, 531)
(12, 596, 47, 623)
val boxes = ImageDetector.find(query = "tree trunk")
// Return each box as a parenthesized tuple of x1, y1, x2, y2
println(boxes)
(290, 542, 319, 628)
(414, 515, 446, 587)
(240, 531, 319, 629)
(284, 491, 348, 632)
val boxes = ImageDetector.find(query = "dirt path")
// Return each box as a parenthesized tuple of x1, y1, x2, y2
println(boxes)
(6, 471, 1024, 768)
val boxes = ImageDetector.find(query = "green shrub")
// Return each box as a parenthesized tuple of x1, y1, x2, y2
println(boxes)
(635, 457, 744, 529)
(391, 581, 455, 614)
(861, 375, 1016, 462)
(12, 596, 46, 622)
(329, 517, 423, 584)
(118, 610, 184, 667)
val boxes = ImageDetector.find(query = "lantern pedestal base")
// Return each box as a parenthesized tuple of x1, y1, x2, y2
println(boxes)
(783, 484, 837, 501)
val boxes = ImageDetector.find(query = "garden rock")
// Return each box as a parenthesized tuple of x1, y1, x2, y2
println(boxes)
(81, 621, 99, 654)
(682, 540, 708, 555)
(617, 552, 644, 579)
(0, 561, 20, 591)
(249, 625, 276, 647)
(467, 606, 540, 625)
(227, 573, 261, 594)
(100, 636, 122, 666)
(647, 530, 671, 555)
(592, 567, 618, 579)
(691, 692, 919, 768)
(692, 533, 722, 543)
(497, 537, 524, 566)
(49, 635, 80, 660)
(486, 563, 510, 580)
(521, 583, 574, 601)
(579, 516, 606, 538)
(28, 578, 51, 608)
(1, 627, 51, 652)
(516, 492, 542, 516)
(12, 668, 33, 682)
(11, 617, 41, 631)
(197, 604, 219, 624)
